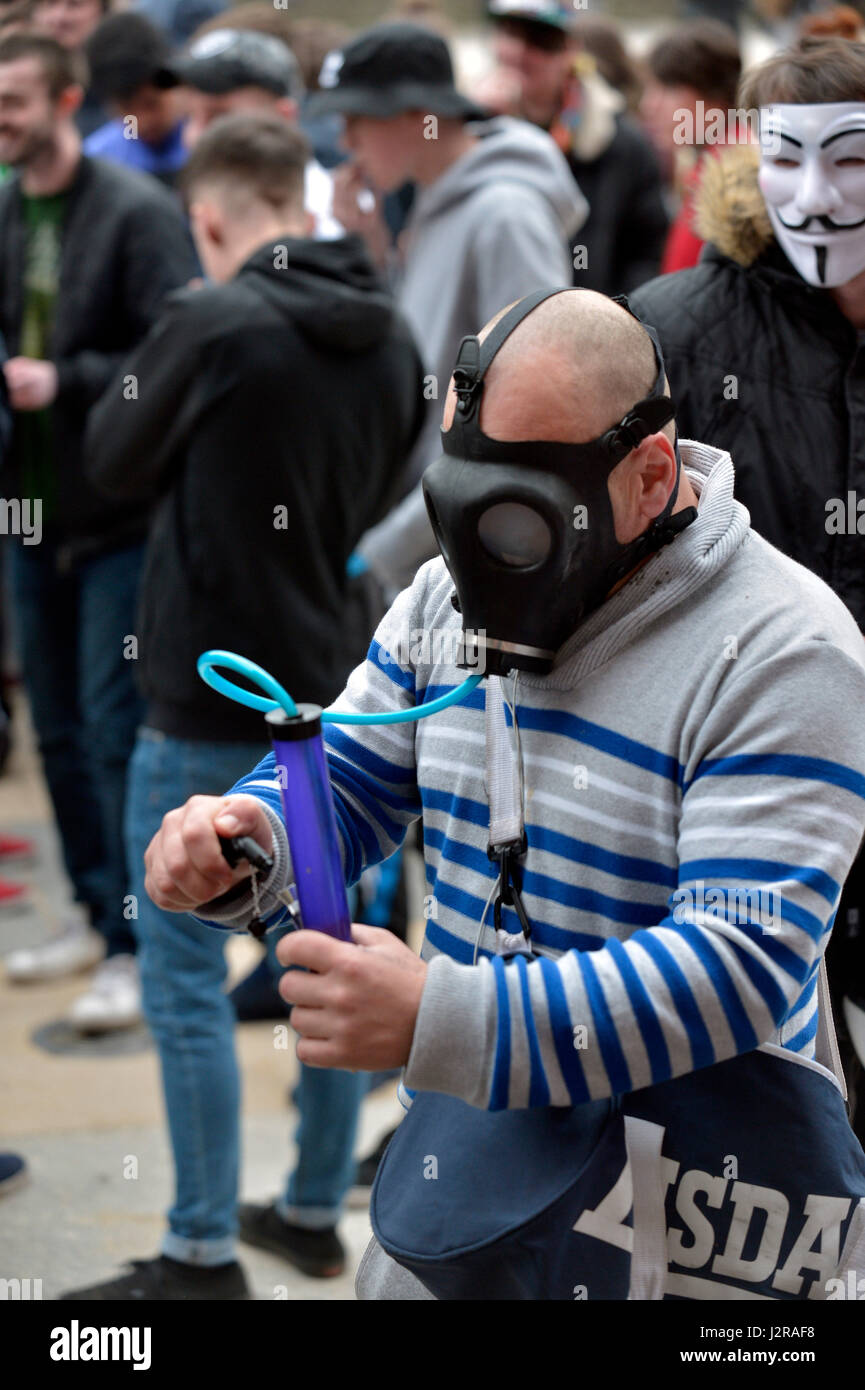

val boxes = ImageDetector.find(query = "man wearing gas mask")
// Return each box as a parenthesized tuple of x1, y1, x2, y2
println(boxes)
(145, 287, 865, 1300)
(630, 34, 865, 1138)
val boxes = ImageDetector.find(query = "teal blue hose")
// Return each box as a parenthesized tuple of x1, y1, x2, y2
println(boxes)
(197, 650, 481, 724)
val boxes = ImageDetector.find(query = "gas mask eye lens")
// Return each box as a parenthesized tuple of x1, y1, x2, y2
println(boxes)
(477, 503, 552, 569)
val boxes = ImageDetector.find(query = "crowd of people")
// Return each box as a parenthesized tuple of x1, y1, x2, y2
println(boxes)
(1, 0, 865, 1303)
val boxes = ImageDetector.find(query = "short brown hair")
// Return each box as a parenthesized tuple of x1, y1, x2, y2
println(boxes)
(647, 19, 741, 107)
(739, 35, 865, 108)
(0, 30, 87, 94)
(180, 111, 309, 212)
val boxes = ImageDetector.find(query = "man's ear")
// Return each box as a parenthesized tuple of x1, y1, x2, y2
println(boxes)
(636, 433, 678, 520)
(189, 198, 223, 249)
(609, 432, 677, 544)
(56, 83, 83, 120)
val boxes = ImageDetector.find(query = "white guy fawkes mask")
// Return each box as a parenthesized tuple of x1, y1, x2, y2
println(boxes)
(758, 102, 865, 288)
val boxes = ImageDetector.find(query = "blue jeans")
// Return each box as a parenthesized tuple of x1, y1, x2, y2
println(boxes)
(126, 728, 367, 1265)
(9, 536, 144, 955)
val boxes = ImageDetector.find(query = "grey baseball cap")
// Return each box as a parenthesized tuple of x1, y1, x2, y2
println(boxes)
(155, 29, 303, 99)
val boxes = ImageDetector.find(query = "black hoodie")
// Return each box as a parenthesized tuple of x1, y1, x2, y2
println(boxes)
(86, 235, 425, 741)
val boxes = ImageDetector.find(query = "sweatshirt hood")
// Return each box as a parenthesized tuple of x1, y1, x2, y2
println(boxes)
(237, 234, 396, 351)
(409, 116, 587, 241)
(524, 442, 751, 691)
(566, 67, 624, 164)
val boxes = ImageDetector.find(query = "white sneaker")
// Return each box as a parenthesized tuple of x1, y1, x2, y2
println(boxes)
(68, 953, 142, 1034)
(4, 912, 105, 983)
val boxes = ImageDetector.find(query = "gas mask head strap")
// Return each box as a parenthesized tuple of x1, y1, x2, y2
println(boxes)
(451, 287, 562, 420)
(446, 288, 689, 539)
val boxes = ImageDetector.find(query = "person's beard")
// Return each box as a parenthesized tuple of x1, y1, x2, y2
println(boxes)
(0, 123, 58, 171)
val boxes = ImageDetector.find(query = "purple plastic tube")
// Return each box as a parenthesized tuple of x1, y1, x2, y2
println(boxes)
(265, 705, 352, 942)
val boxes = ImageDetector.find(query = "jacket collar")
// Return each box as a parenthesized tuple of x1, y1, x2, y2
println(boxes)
(4, 152, 91, 213)
(703, 238, 860, 346)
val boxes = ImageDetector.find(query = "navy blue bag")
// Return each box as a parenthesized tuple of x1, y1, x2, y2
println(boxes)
(370, 1039, 865, 1301)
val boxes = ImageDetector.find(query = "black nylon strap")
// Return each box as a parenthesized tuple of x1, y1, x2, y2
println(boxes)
(602, 395, 677, 462)
(452, 287, 571, 417)
(452, 288, 569, 418)
(476, 286, 567, 376)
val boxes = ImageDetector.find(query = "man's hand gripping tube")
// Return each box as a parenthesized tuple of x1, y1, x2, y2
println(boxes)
(265, 704, 352, 942)
(197, 649, 481, 942)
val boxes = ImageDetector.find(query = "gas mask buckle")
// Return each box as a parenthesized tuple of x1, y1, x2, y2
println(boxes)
(452, 335, 483, 416)
(488, 833, 531, 942)
(607, 411, 651, 459)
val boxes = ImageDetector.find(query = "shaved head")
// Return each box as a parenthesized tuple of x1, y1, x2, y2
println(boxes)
(440, 288, 695, 551)
(443, 289, 667, 444)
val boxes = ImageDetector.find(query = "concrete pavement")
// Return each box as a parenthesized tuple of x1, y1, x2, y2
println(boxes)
(0, 695, 404, 1301)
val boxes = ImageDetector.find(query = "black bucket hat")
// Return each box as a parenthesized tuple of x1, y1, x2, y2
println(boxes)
(305, 22, 486, 122)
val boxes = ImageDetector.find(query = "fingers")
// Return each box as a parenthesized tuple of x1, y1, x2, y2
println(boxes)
(4, 360, 55, 410)
(278, 927, 424, 1072)
(144, 857, 203, 913)
(4, 359, 35, 388)
(5, 368, 38, 409)
(278, 966, 328, 1007)
(350, 922, 391, 949)
(295, 1038, 343, 1068)
(145, 794, 270, 912)
(287, 1005, 331, 1040)
(145, 819, 228, 912)
(350, 923, 423, 975)
(276, 924, 396, 968)
(165, 803, 235, 902)
(276, 928, 348, 972)
(213, 793, 273, 851)
(333, 162, 353, 186)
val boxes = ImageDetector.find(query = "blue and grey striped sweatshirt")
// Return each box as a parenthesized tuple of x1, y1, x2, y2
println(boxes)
(205, 442, 865, 1112)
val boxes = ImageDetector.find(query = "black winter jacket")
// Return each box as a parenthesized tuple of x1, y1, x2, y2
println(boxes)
(0, 335, 10, 464)
(86, 236, 425, 742)
(0, 156, 198, 560)
(631, 145, 865, 627)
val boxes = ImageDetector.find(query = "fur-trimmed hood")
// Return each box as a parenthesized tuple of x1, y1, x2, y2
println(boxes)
(693, 142, 775, 268)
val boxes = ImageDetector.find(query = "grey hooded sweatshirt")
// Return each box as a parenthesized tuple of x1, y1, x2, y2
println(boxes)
(357, 116, 587, 592)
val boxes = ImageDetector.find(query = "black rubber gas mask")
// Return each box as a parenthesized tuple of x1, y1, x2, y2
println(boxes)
(422, 288, 698, 677)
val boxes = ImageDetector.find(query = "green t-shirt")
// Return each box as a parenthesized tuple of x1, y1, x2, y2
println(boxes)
(16, 190, 66, 521)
